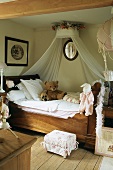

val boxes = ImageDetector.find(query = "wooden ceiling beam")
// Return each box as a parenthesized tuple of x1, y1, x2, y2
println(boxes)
(0, 0, 112, 19)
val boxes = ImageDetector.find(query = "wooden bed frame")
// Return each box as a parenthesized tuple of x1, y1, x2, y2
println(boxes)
(4, 74, 101, 149)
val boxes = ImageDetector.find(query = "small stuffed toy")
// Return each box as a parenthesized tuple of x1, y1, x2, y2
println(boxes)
(79, 83, 94, 116)
(40, 81, 66, 101)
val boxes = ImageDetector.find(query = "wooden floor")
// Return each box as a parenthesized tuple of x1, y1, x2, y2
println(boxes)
(14, 128, 103, 170)
(29, 131, 103, 170)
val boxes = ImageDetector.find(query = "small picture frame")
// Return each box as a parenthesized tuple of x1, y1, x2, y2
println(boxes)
(95, 127, 113, 157)
(5, 36, 29, 66)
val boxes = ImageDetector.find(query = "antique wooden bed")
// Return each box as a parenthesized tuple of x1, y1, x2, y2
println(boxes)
(4, 74, 101, 149)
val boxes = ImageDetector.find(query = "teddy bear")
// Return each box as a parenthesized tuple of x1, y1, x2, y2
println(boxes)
(40, 81, 67, 101)
(79, 83, 94, 116)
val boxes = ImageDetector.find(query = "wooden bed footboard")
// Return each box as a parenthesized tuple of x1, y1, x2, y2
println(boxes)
(8, 102, 88, 143)
(8, 101, 97, 149)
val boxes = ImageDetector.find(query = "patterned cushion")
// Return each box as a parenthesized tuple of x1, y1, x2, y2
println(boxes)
(63, 92, 80, 104)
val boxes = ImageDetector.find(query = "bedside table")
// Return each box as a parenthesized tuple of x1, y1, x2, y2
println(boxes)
(103, 107, 113, 127)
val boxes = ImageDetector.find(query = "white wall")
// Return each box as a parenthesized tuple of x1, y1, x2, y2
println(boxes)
(0, 20, 35, 76)
(81, 24, 105, 68)
(34, 28, 55, 63)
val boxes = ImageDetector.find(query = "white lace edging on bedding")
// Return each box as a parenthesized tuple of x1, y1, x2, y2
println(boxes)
(95, 81, 105, 138)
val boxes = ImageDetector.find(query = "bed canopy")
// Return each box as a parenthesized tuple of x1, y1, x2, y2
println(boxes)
(24, 23, 105, 83)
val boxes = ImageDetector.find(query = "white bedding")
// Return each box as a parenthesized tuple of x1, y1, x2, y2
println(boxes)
(14, 99, 79, 112)
(7, 87, 80, 119)
(13, 99, 80, 119)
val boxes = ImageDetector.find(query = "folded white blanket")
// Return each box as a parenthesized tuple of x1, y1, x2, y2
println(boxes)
(14, 99, 79, 112)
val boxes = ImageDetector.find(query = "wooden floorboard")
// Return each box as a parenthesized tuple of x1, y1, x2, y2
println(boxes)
(13, 128, 103, 170)
(30, 133, 102, 170)
(93, 157, 103, 170)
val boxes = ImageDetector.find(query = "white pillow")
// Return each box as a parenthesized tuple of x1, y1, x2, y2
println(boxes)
(17, 82, 32, 100)
(32, 79, 45, 89)
(7, 90, 26, 101)
(20, 79, 44, 100)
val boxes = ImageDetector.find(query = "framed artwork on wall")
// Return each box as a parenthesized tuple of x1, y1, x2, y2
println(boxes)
(5, 36, 29, 66)
(95, 127, 113, 157)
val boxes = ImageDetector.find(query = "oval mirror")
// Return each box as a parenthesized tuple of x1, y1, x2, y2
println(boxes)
(63, 39, 78, 61)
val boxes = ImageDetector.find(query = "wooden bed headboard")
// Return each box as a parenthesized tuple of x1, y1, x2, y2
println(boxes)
(3, 74, 40, 92)
(91, 82, 101, 105)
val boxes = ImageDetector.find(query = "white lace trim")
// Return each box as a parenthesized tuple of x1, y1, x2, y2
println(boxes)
(95, 81, 105, 138)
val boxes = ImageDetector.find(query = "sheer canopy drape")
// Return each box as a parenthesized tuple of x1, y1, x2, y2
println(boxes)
(24, 28, 104, 82)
